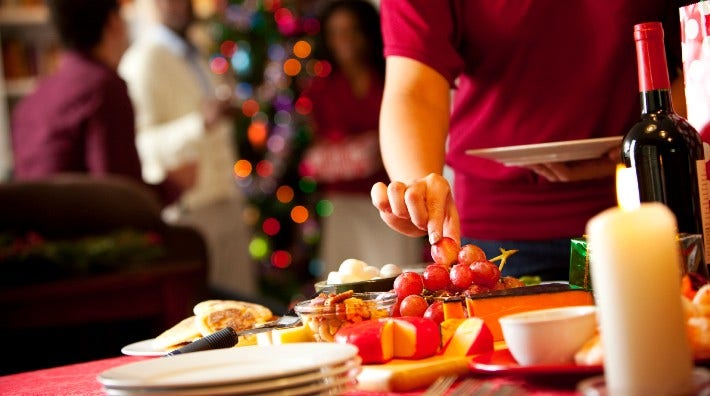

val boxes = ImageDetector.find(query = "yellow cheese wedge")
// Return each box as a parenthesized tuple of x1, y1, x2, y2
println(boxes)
(271, 325, 314, 344)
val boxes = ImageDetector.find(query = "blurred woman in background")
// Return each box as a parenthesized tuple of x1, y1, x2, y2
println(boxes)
(302, 0, 423, 276)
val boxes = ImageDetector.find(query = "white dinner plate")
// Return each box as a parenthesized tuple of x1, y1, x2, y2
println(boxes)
(102, 358, 360, 395)
(120, 339, 165, 357)
(98, 343, 359, 389)
(465, 136, 623, 166)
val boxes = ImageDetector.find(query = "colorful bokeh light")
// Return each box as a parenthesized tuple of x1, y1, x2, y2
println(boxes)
(262, 217, 281, 236)
(220, 40, 237, 57)
(242, 99, 260, 117)
(295, 96, 312, 115)
(283, 58, 301, 76)
(210, 56, 229, 75)
(298, 177, 317, 193)
(313, 60, 332, 77)
(242, 205, 260, 226)
(316, 199, 334, 217)
(248, 236, 269, 259)
(248, 121, 268, 147)
(255, 160, 274, 177)
(271, 250, 292, 268)
(293, 40, 311, 58)
(233, 159, 252, 178)
(291, 205, 309, 223)
(276, 185, 295, 203)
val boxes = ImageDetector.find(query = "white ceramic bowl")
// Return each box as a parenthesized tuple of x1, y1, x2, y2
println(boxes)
(499, 305, 597, 366)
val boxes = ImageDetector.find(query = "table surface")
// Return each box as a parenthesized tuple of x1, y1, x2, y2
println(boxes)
(0, 354, 583, 395)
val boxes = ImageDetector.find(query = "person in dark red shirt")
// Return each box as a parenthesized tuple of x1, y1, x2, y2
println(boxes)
(11, 0, 194, 205)
(302, 0, 422, 275)
(371, 1, 688, 280)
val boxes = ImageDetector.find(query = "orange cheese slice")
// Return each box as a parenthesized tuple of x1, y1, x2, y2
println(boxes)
(465, 283, 594, 341)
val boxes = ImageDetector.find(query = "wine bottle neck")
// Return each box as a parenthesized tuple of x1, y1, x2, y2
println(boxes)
(640, 89, 673, 114)
(634, 23, 671, 93)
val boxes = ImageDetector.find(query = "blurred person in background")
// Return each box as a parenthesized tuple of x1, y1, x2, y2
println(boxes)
(11, 0, 195, 205)
(302, 0, 423, 276)
(119, 0, 254, 298)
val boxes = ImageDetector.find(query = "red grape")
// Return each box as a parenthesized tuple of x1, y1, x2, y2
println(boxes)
(393, 271, 424, 298)
(430, 237, 459, 268)
(458, 244, 487, 266)
(423, 300, 445, 324)
(449, 263, 475, 290)
(469, 260, 501, 287)
(399, 294, 429, 317)
(464, 284, 490, 297)
(423, 264, 450, 291)
(501, 276, 526, 289)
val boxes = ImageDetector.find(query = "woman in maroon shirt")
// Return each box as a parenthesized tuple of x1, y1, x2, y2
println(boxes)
(371, 0, 688, 280)
(302, 0, 422, 275)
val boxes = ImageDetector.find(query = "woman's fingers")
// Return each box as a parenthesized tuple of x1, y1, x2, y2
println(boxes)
(370, 175, 460, 244)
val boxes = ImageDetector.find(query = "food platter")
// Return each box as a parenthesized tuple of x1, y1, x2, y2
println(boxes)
(465, 136, 623, 166)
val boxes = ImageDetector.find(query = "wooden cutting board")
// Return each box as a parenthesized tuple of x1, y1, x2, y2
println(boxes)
(356, 355, 473, 392)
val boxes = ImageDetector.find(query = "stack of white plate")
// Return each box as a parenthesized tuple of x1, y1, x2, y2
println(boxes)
(98, 343, 361, 395)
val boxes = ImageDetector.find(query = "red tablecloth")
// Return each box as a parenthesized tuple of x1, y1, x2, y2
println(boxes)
(0, 355, 583, 395)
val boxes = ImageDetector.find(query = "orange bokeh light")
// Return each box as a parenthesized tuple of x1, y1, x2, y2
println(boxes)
(293, 40, 311, 58)
(283, 58, 302, 76)
(233, 159, 252, 178)
(248, 122, 268, 147)
(276, 185, 295, 203)
(290, 205, 309, 223)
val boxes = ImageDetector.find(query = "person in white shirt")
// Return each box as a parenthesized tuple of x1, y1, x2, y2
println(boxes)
(119, 0, 254, 298)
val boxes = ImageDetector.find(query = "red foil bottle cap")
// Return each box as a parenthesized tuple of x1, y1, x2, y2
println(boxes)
(634, 22, 671, 92)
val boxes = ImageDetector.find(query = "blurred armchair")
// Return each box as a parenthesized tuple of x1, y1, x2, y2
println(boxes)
(0, 174, 209, 373)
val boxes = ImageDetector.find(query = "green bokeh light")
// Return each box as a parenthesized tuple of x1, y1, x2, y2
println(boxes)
(316, 199, 334, 217)
(248, 236, 269, 259)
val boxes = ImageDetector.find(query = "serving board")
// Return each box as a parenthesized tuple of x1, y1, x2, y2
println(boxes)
(356, 354, 473, 392)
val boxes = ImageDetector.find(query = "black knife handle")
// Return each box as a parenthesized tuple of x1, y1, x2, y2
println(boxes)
(164, 327, 237, 357)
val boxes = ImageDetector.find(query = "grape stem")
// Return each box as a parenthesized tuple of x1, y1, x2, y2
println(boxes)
(489, 248, 518, 272)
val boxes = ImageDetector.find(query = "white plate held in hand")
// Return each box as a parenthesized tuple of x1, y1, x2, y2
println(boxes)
(465, 136, 623, 166)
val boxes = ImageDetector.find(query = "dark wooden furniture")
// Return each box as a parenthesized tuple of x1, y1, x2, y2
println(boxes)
(0, 174, 209, 374)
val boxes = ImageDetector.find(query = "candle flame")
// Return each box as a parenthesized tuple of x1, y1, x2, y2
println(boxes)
(616, 165, 641, 211)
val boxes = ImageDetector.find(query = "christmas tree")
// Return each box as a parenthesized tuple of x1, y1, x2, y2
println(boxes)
(205, 0, 334, 304)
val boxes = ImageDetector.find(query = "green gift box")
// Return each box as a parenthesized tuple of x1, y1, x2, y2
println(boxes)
(569, 233, 707, 290)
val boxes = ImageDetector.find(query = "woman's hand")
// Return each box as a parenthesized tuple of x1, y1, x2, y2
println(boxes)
(371, 173, 460, 245)
(523, 147, 620, 182)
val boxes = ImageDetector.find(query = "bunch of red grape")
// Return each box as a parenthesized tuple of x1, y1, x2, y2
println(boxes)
(392, 238, 525, 321)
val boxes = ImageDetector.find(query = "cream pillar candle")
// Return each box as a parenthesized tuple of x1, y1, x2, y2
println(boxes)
(587, 202, 693, 395)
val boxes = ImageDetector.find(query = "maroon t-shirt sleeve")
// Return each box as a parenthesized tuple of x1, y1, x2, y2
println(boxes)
(380, 0, 464, 86)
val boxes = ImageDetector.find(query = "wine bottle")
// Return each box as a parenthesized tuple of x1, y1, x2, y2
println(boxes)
(621, 22, 710, 262)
